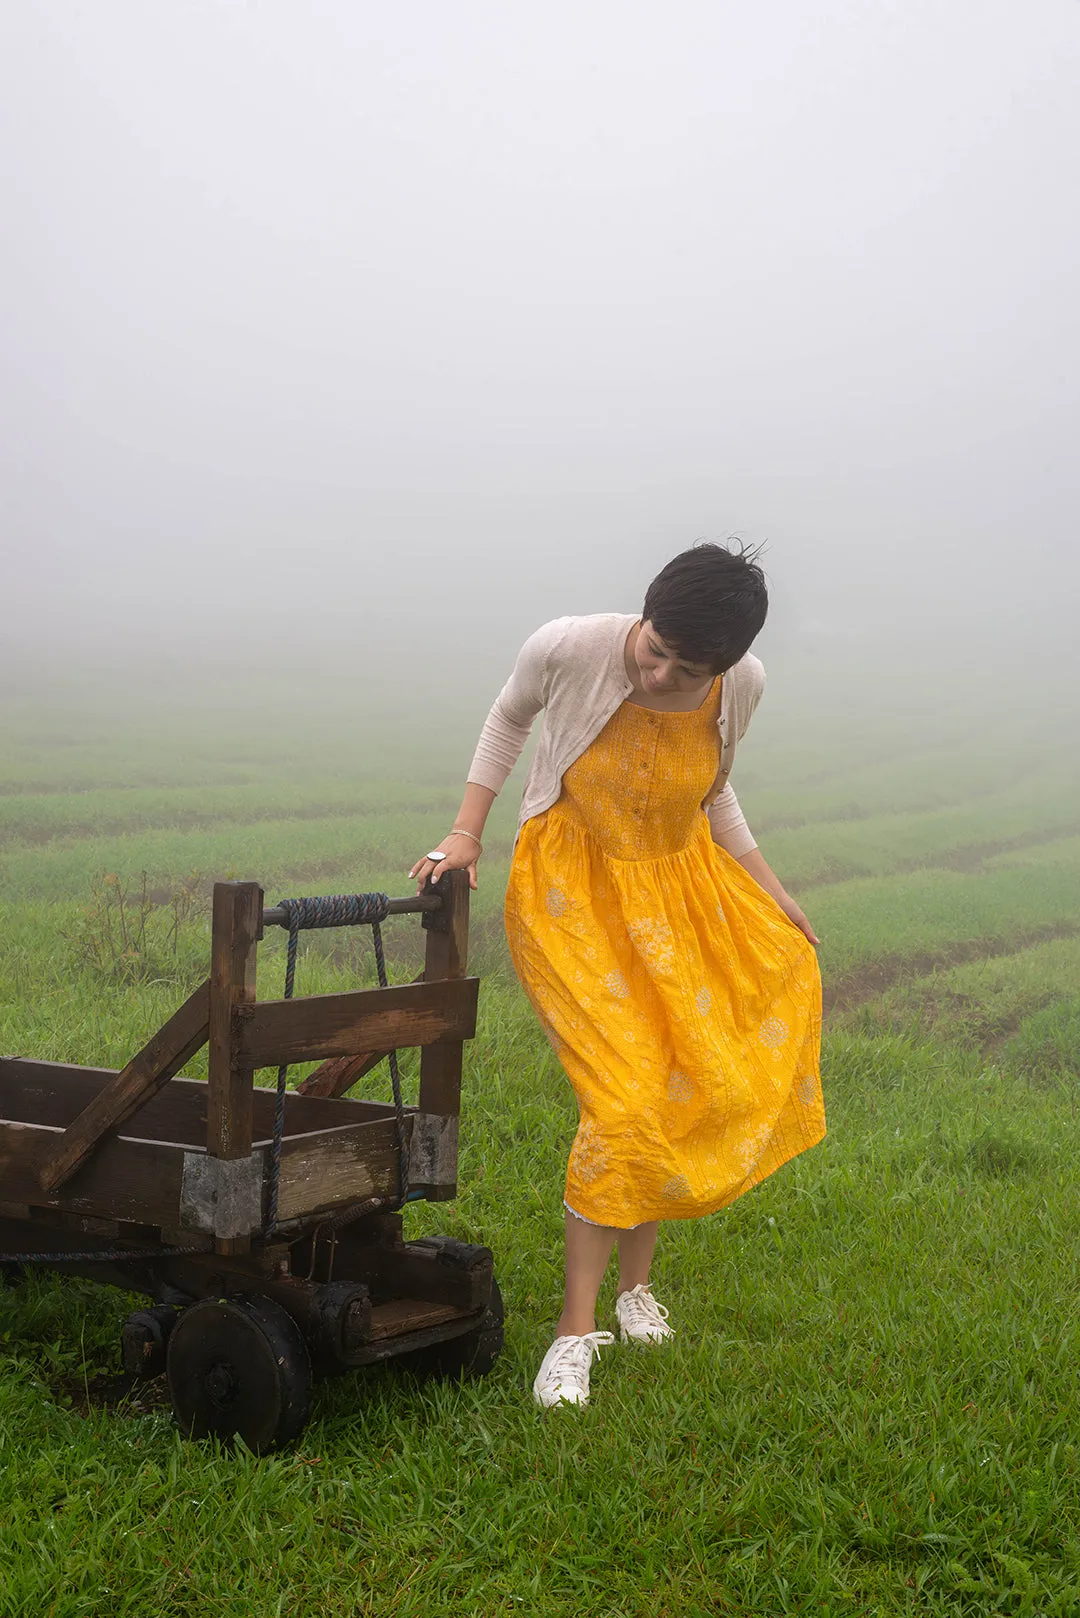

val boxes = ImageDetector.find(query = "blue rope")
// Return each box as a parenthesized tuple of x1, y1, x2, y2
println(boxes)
(273, 893, 391, 931)
(265, 893, 409, 1236)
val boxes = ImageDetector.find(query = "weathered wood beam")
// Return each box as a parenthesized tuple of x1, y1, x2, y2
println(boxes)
(296, 972, 425, 1098)
(417, 871, 470, 1199)
(235, 977, 478, 1070)
(272, 1116, 405, 1222)
(1, 1120, 191, 1230)
(0, 1058, 394, 1141)
(206, 881, 263, 1255)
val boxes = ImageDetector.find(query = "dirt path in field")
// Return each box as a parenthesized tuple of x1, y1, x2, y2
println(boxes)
(797, 822, 1080, 891)
(1, 795, 462, 847)
(920, 826, 1080, 872)
(752, 769, 1023, 837)
(822, 920, 1080, 1018)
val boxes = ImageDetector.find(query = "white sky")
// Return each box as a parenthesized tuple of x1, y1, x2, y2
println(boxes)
(2, 1, 1078, 682)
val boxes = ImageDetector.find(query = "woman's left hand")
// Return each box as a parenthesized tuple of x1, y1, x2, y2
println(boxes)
(733, 847, 820, 947)
(776, 892, 820, 946)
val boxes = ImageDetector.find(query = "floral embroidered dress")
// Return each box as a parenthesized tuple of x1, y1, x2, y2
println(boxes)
(504, 679, 824, 1228)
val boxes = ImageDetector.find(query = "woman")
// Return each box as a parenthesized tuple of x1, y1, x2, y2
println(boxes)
(410, 544, 824, 1409)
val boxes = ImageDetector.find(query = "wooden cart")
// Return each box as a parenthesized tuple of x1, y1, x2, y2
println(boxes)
(0, 873, 501, 1452)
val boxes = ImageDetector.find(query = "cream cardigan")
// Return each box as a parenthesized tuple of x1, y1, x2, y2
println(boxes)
(466, 613, 764, 857)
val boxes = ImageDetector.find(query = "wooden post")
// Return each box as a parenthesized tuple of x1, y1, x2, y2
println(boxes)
(417, 870, 470, 1200)
(206, 881, 263, 1252)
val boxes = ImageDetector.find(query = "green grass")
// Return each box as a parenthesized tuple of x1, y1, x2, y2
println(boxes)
(808, 855, 1080, 983)
(3, 1011, 1080, 1616)
(1, 667, 1079, 1615)
(764, 780, 1080, 890)
(999, 997, 1080, 1088)
(844, 937, 1080, 1052)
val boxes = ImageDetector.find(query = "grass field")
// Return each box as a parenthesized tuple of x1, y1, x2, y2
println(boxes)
(1, 657, 1079, 1617)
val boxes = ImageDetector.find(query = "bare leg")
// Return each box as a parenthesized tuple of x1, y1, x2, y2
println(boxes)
(616, 1220, 660, 1295)
(555, 1208, 619, 1337)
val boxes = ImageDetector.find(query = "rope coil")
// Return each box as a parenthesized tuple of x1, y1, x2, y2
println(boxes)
(273, 893, 391, 931)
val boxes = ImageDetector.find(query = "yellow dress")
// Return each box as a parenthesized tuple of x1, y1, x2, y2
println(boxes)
(504, 680, 825, 1228)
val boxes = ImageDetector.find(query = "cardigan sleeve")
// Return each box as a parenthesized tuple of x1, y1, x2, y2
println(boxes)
(465, 619, 567, 794)
(706, 653, 765, 857)
(707, 783, 757, 858)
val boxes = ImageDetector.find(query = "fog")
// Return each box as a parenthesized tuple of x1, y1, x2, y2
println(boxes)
(2, 1, 1078, 712)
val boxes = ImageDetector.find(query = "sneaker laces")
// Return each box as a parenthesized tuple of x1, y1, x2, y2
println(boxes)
(543, 1330, 615, 1380)
(618, 1284, 672, 1333)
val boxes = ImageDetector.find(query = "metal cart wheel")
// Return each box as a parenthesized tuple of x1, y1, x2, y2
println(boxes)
(407, 1277, 504, 1381)
(166, 1295, 312, 1453)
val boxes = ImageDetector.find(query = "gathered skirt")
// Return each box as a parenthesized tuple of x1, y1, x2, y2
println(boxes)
(504, 711, 825, 1229)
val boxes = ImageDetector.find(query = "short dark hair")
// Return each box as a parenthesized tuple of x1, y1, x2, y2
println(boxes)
(642, 542, 768, 673)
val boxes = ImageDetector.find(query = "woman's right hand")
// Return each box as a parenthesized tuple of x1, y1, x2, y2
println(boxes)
(409, 832, 482, 894)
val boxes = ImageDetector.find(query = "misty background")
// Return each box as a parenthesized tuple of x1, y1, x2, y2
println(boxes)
(2, 1, 1078, 728)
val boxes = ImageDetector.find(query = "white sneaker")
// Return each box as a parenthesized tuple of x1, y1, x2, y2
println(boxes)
(615, 1284, 674, 1345)
(532, 1331, 615, 1408)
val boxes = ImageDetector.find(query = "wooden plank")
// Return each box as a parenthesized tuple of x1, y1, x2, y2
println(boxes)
(37, 981, 210, 1194)
(236, 977, 479, 1069)
(1, 1058, 126, 1128)
(418, 870, 470, 1200)
(297, 974, 425, 1098)
(267, 1112, 453, 1218)
(341, 1306, 485, 1366)
(368, 1298, 465, 1341)
(294, 1048, 389, 1100)
(252, 1091, 398, 1138)
(0, 1059, 397, 1145)
(206, 881, 262, 1162)
(206, 881, 262, 1257)
(1, 1059, 212, 1139)
(0, 1120, 188, 1229)
(273, 1116, 407, 1223)
(421, 867, 470, 979)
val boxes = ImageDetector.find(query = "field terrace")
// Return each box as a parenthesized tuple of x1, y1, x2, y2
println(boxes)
(1, 657, 1079, 1616)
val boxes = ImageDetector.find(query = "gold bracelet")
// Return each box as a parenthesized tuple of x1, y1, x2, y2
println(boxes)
(449, 827, 483, 852)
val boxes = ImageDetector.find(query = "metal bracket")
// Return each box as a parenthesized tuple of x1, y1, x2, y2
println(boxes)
(409, 1113, 458, 1187)
(179, 1151, 264, 1240)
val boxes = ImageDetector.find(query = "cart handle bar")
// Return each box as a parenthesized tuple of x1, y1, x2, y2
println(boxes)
(262, 893, 441, 930)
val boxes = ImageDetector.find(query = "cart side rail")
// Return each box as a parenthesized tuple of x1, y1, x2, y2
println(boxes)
(32, 874, 473, 1228)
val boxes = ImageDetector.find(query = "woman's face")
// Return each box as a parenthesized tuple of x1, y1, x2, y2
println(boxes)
(633, 620, 715, 696)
